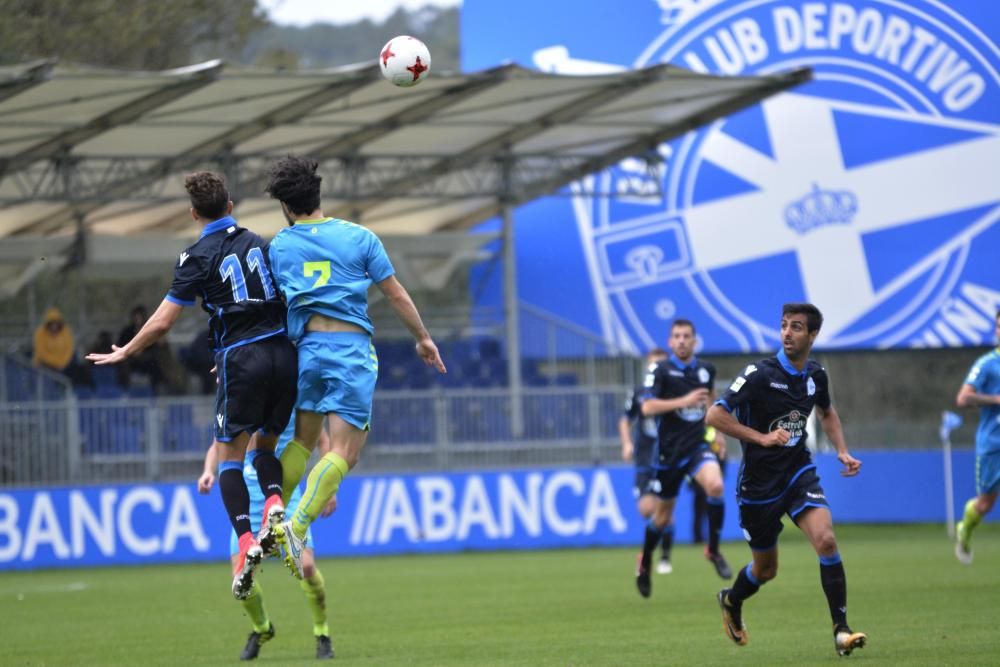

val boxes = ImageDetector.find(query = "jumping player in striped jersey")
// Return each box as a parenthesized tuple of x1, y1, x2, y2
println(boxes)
(89, 172, 296, 600)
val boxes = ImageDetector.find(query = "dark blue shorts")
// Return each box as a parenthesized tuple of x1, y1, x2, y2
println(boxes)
(633, 467, 659, 498)
(214, 334, 297, 442)
(655, 445, 719, 500)
(737, 465, 830, 551)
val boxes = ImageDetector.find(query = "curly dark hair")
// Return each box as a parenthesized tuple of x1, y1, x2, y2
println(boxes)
(184, 171, 230, 220)
(264, 155, 322, 216)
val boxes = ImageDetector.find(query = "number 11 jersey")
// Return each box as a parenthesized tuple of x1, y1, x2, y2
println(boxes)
(166, 215, 287, 350)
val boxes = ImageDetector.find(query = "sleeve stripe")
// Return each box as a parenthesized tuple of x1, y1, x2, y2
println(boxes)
(165, 294, 195, 307)
(714, 399, 732, 412)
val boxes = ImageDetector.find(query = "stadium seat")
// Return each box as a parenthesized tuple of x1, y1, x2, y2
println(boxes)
(90, 365, 119, 388)
(162, 423, 209, 453)
(94, 384, 124, 399)
(126, 385, 154, 399)
(554, 373, 578, 387)
(478, 338, 502, 359)
(73, 386, 95, 400)
(522, 394, 588, 439)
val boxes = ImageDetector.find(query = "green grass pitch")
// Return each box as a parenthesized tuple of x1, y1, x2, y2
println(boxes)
(2, 524, 998, 665)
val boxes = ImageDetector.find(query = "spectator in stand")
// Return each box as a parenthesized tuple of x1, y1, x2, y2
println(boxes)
(116, 305, 166, 394)
(32, 307, 75, 374)
(87, 331, 114, 358)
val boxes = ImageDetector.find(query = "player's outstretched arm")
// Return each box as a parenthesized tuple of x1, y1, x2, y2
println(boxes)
(86, 299, 182, 365)
(617, 416, 634, 461)
(956, 383, 1000, 408)
(198, 441, 219, 494)
(376, 275, 446, 373)
(816, 405, 861, 476)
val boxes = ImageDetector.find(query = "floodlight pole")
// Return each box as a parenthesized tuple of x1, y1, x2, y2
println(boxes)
(501, 157, 524, 438)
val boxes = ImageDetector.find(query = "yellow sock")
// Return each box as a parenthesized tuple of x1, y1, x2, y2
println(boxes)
(241, 580, 270, 633)
(301, 568, 330, 637)
(291, 452, 349, 538)
(279, 439, 311, 506)
(963, 498, 983, 531)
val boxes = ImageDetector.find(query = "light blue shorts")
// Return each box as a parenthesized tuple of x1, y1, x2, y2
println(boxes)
(296, 332, 378, 430)
(976, 450, 1000, 495)
(229, 485, 312, 556)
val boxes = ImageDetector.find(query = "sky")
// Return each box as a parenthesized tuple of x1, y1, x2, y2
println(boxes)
(261, 0, 462, 26)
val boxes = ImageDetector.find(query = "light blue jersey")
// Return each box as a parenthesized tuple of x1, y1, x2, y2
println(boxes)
(268, 218, 395, 342)
(964, 349, 1000, 456)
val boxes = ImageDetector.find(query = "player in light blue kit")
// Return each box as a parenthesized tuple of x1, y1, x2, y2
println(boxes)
(954, 309, 1000, 564)
(263, 155, 446, 580)
(199, 417, 336, 660)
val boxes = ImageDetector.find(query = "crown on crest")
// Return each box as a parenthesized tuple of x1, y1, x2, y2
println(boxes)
(784, 183, 858, 234)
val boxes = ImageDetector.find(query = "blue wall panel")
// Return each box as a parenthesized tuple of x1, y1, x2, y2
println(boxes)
(0, 451, 987, 570)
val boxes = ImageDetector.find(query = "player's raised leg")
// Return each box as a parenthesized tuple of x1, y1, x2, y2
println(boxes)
(248, 433, 288, 557)
(719, 547, 775, 647)
(795, 506, 866, 656)
(657, 524, 674, 574)
(278, 410, 324, 506)
(636, 498, 672, 598)
(693, 457, 731, 579)
(230, 552, 275, 660)
(282, 413, 363, 578)
(300, 548, 335, 659)
(956, 487, 998, 565)
(218, 433, 263, 599)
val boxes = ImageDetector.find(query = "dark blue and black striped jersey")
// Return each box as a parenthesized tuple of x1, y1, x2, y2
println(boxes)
(644, 354, 716, 468)
(623, 386, 658, 468)
(166, 216, 286, 351)
(715, 349, 831, 502)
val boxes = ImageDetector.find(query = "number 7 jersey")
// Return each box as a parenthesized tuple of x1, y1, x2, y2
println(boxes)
(166, 215, 287, 350)
(267, 217, 395, 343)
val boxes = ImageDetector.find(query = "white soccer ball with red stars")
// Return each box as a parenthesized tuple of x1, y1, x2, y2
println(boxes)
(379, 36, 431, 87)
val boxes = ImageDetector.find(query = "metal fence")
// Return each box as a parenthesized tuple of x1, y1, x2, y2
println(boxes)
(0, 386, 632, 487)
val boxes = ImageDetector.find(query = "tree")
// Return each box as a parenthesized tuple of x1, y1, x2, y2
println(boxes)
(0, 0, 266, 69)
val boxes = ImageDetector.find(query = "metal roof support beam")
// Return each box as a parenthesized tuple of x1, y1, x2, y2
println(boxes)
(10, 66, 384, 237)
(0, 151, 669, 205)
(500, 157, 523, 437)
(0, 60, 223, 179)
(0, 60, 53, 105)
(437, 67, 813, 230)
(227, 64, 522, 220)
(340, 65, 675, 217)
(0, 254, 67, 298)
(310, 63, 521, 159)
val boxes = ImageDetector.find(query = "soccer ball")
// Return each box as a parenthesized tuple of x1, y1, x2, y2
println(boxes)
(379, 36, 431, 88)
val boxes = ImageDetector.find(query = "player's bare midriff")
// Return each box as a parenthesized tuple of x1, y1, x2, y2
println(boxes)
(306, 313, 366, 334)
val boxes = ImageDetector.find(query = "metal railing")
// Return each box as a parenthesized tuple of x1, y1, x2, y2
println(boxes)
(0, 352, 72, 404)
(0, 386, 632, 487)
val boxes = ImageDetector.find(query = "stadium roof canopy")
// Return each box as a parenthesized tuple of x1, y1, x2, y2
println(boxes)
(0, 58, 809, 293)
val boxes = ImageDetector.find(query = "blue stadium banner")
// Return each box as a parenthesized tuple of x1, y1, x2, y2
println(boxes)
(0, 454, 987, 570)
(463, 0, 1000, 354)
